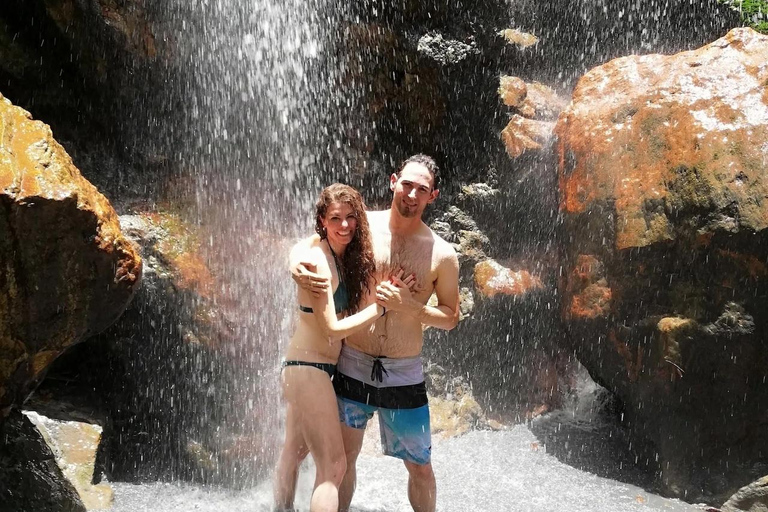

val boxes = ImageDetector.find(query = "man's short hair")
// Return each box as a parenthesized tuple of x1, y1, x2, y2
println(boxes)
(397, 154, 440, 191)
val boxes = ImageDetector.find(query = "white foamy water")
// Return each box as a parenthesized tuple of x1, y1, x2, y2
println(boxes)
(105, 426, 705, 512)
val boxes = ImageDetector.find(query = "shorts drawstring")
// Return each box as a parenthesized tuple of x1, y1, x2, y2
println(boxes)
(371, 357, 389, 383)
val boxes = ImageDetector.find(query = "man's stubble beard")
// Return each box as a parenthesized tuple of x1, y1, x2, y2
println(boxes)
(395, 200, 420, 219)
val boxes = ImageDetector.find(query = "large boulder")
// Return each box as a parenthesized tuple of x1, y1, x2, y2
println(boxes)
(556, 28, 768, 502)
(0, 93, 141, 420)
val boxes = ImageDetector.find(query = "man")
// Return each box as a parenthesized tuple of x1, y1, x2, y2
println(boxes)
(294, 154, 459, 512)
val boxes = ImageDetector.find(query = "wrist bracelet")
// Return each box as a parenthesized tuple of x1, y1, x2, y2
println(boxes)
(381, 306, 387, 317)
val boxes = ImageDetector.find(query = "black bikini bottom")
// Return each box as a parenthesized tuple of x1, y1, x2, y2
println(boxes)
(281, 360, 336, 379)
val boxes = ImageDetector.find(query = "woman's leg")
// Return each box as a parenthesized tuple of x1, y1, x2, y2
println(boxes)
(283, 367, 346, 512)
(274, 399, 309, 511)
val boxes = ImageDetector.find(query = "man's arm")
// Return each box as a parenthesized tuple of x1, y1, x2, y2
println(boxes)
(289, 235, 328, 297)
(377, 249, 460, 331)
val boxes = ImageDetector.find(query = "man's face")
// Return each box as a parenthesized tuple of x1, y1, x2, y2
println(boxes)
(390, 162, 439, 219)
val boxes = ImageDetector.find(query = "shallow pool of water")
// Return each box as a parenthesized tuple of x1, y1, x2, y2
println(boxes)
(105, 425, 706, 512)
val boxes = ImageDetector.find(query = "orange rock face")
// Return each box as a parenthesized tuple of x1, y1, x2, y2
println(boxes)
(564, 255, 612, 320)
(0, 93, 141, 419)
(557, 27, 768, 250)
(474, 259, 544, 298)
(498, 76, 528, 108)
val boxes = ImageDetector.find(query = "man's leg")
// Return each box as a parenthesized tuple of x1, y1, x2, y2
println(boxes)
(338, 423, 365, 512)
(404, 460, 436, 512)
(377, 404, 433, 512)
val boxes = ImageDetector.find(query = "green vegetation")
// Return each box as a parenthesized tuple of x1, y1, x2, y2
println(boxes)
(720, 0, 768, 33)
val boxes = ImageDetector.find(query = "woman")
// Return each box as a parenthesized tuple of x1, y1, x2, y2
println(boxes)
(274, 184, 412, 512)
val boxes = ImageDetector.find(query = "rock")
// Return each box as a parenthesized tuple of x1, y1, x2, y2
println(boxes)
(498, 28, 539, 49)
(523, 82, 568, 121)
(501, 114, 555, 159)
(563, 255, 612, 321)
(556, 28, 768, 502)
(0, 410, 85, 512)
(499, 78, 567, 122)
(417, 33, 479, 66)
(458, 286, 475, 319)
(498, 76, 528, 108)
(721, 475, 768, 512)
(24, 411, 112, 510)
(0, 93, 141, 420)
(39, 210, 256, 485)
(474, 259, 544, 299)
(557, 27, 768, 249)
(424, 365, 494, 438)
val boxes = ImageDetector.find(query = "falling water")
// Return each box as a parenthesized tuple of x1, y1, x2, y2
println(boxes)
(150, 0, 339, 484)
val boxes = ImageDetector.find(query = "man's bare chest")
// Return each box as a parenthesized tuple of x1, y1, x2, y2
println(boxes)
(375, 235, 436, 295)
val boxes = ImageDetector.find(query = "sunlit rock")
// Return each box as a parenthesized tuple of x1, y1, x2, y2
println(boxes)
(498, 28, 538, 49)
(501, 115, 555, 159)
(425, 364, 496, 438)
(556, 28, 768, 503)
(523, 82, 569, 121)
(0, 410, 85, 512)
(474, 259, 544, 298)
(499, 78, 567, 122)
(557, 27, 768, 250)
(25, 411, 112, 510)
(0, 93, 141, 420)
(498, 76, 527, 108)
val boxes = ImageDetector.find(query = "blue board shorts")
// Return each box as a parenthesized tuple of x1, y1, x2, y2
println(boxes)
(334, 346, 431, 465)
(337, 395, 431, 465)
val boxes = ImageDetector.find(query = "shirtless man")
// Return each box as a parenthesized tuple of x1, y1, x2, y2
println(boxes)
(294, 154, 460, 512)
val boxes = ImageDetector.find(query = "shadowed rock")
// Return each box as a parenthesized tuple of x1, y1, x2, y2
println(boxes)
(0, 410, 85, 512)
(0, 93, 141, 420)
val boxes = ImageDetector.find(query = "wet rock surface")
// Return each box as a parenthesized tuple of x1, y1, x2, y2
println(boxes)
(556, 27, 768, 503)
(0, 93, 141, 422)
(38, 210, 264, 486)
(25, 411, 113, 510)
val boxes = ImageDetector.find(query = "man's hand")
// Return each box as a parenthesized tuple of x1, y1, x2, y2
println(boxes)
(376, 271, 417, 312)
(291, 261, 329, 298)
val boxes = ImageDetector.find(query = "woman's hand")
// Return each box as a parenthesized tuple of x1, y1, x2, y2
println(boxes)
(391, 268, 417, 290)
(376, 271, 416, 312)
(291, 262, 329, 297)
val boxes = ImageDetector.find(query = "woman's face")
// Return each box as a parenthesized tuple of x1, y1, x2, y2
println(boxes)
(322, 201, 357, 248)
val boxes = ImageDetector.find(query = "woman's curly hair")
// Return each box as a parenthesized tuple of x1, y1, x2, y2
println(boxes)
(315, 184, 376, 313)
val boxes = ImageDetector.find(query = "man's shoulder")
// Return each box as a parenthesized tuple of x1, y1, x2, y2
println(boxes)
(425, 224, 456, 252)
(426, 225, 456, 255)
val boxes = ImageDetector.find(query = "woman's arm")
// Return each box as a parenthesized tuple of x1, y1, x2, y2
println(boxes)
(300, 247, 384, 342)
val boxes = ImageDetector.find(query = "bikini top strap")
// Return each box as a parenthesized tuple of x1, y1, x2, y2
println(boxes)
(326, 240, 344, 284)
